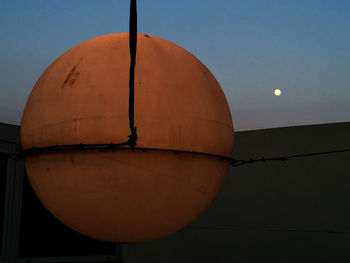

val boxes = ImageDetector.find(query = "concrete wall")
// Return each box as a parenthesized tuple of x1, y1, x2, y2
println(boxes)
(2, 122, 350, 262)
(123, 122, 350, 263)
(0, 123, 20, 145)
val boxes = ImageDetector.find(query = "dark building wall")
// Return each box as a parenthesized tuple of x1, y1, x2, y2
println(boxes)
(0, 123, 20, 145)
(123, 122, 350, 263)
(1, 122, 350, 262)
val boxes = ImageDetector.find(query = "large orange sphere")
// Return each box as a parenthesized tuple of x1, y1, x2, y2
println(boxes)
(21, 33, 234, 242)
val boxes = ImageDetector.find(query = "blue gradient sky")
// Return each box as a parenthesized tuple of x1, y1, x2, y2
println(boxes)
(1, 0, 349, 131)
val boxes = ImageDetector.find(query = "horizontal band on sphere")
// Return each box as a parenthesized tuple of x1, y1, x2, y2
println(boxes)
(21, 143, 237, 165)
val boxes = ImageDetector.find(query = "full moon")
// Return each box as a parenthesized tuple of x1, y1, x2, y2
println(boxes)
(274, 89, 282, 96)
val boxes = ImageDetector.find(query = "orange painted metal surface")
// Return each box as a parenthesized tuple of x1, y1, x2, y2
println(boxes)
(21, 33, 234, 242)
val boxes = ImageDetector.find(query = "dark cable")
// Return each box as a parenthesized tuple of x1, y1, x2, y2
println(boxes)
(232, 148, 350, 167)
(127, 0, 138, 150)
(20, 144, 237, 164)
(18, 144, 350, 168)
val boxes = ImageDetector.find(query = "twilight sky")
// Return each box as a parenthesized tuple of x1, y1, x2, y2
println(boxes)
(1, 0, 349, 131)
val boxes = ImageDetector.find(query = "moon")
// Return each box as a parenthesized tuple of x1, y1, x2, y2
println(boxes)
(274, 89, 282, 96)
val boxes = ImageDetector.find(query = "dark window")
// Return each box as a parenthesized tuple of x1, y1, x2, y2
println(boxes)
(0, 155, 7, 256)
(19, 173, 117, 258)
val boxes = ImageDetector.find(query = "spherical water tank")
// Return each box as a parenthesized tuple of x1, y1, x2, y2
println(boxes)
(21, 33, 234, 242)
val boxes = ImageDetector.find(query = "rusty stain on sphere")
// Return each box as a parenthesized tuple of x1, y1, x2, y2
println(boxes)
(21, 33, 234, 242)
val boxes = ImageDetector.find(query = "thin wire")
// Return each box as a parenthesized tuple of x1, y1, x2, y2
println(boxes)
(20, 144, 237, 164)
(17, 144, 350, 168)
(232, 148, 350, 167)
